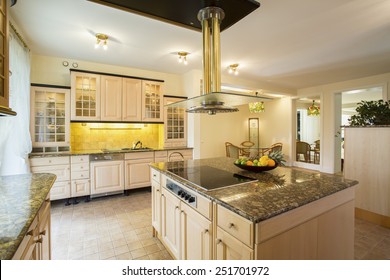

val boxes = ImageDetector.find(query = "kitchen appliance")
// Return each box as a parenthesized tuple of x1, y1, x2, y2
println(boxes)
(89, 153, 125, 198)
(167, 162, 257, 191)
(166, 179, 197, 208)
(92, 0, 270, 114)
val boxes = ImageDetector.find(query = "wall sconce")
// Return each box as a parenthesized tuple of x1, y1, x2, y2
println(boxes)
(178, 51, 189, 65)
(95, 33, 108, 50)
(307, 100, 320, 116)
(228, 63, 239, 75)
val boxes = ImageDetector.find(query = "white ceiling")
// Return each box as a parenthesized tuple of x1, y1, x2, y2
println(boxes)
(9, 0, 390, 91)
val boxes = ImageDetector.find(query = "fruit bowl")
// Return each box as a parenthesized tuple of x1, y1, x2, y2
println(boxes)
(234, 162, 278, 172)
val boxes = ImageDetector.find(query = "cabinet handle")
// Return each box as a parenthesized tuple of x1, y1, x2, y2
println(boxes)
(216, 239, 222, 245)
(156, 189, 160, 192)
(35, 238, 43, 244)
(153, 174, 157, 177)
(228, 223, 235, 229)
(175, 206, 179, 210)
(204, 229, 209, 234)
(40, 230, 47, 236)
(27, 230, 34, 236)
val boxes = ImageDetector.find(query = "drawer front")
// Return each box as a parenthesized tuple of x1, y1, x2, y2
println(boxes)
(50, 181, 71, 200)
(71, 162, 89, 172)
(154, 156, 167, 163)
(151, 168, 160, 184)
(71, 155, 89, 164)
(31, 165, 70, 181)
(30, 156, 69, 166)
(154, 151, 167, 158)
(71, 179, 90, 197)
(71, 170, 89, 180)
(217, 204, 254, 248)
(125, 151, 154, 160)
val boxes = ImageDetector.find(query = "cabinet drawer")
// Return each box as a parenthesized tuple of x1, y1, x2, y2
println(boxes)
(71, 179, 90, 197)
(30, 156, 69, 166)
(71, 162, 89, 172)
(71, 170, 89, 180)
(154, 151, 167, 158)
(50, 181, 71, 200)
(217, 204, 254, 248)
(125, 151, 154, 160)
(71, 155, 89, 164)
(31, 165, 70, 181)
(151, 168, 160, 184)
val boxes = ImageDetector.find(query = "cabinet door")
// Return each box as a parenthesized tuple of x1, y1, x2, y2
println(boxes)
(30, 86, 70, 151)
(124, 158, 152, 190)
(142, 81, 163, 122)
(38, 199, 51, 260)
(152, 180, 161, 235)
(90, 160, 124, 195)
(164, 97, 187, 147)
(215, 227, 253, 260)
(122, 78, 142, 121)
(161, 187, 181, 259)
(180, 202, 212, 260)
(101, 75, 122, 121)
(71, 72, 100, 120)
(71, 179, 90, 197)
(50, 181, 71, 201)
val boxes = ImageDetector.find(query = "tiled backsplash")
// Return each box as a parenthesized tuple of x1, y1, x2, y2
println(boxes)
(70, 123, 164, 151)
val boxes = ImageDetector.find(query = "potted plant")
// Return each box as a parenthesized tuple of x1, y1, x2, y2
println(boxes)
(348, 99, 390, 126)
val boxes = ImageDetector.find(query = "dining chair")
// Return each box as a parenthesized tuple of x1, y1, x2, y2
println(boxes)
(296, 141, 311, 162)
(225, 142, 240, 158)
(240, 141, 254, 157)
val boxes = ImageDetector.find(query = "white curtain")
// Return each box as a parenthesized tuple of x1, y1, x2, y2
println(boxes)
(0, 31, 31, 175)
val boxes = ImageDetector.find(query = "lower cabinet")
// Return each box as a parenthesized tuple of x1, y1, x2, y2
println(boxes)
(125, 152, 154, 190)
(215, 227, 253, 260)
(90, 160, 124, 196)
(71, 155, 90, 198)
(151, 178, 161, 236)
(13, 196, 51, 260)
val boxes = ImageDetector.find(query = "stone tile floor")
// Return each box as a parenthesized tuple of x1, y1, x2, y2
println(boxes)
(51, 188, 390, 260)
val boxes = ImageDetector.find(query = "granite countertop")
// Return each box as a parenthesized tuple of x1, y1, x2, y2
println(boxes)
(150, 157, 358, 223)
(0, 173, 56, 260)
(29, 147, 193, 158)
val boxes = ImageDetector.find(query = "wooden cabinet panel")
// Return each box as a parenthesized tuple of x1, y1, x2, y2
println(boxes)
(0, 0, 9, 109)
(152, 180, 161, 236)
(100, 75, 122, 121)
(215, 227, 253, 260)
(122, 78, 142, 121)
(71, 179, 90, 197)
(125, 152, 153, 190)
(50, 181, 71, 200)
(31, 164, 70, 182)
(90, 160, 124, 195)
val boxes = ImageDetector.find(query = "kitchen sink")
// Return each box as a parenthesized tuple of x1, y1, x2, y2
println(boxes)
(101, 147, 152, 153)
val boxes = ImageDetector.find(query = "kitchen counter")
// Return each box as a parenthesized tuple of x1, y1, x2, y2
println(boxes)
(0, 173, 56, 259)
(29, 147, 193, 158)
(150, 157, 358, 223)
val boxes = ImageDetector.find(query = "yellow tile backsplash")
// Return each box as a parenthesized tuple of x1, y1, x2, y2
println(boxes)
(70, 123, 164, 151)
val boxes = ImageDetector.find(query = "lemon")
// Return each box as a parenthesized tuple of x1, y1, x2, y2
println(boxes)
(259, 155, 269, 166)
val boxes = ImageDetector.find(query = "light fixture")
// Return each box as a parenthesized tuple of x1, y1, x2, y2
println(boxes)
(178, 51, 189, 65)
(95, 33, 108, 50)
(228, 64, 239, 75)
(249, 92, 265, 113)
(307, 100, 320, 116)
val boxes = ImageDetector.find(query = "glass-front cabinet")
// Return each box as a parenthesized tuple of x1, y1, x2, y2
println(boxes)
(70, 71, 100, 120)
(0, 0, 9, 110)
(164, 96, 187, 147)
(30, 86, 70, 153)
(142, 80, 163, 122)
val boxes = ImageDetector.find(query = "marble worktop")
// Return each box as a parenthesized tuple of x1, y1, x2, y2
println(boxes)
(150, 157, 358, 223)
(29, 147, 193, 158)
(0, 173, 56, 260)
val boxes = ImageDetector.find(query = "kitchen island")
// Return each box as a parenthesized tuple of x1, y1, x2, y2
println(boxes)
(0, 173, 56, 260)
(150, 157, 358, 260)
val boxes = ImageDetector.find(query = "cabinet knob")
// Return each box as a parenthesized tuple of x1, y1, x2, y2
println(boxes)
(40, 230, 47, 236)
(216, 239, 222, 245)
(228, 223, 235, 229)
(204, 229, 209, 234)
(175, 206, 179, 210)
(27, 229, 34, 236)
(35, 238, 43, 244)
(156, 189, 160, 192)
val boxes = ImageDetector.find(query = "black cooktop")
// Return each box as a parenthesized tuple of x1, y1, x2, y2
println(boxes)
(167, 164, 257, 190)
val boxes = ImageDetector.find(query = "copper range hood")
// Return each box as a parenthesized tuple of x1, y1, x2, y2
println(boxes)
(91, 0, 270, 114)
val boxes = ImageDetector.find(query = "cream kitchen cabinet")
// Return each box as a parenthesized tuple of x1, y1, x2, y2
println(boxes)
(100, 75, 122, 121)
(12, 196, 51, 260)
(164, 96, 187, 147)
(30, 85, 70, 153)
(215, 227, 253, 260)
(124, 152, 154, 190)
(151, 168, 161, 237)
(123, 78, 142, 121)
(71, 71, 100, 121)
(154, 150, 168, 163)
(30, 156, 71, 201)
(70, 155, 90, 198)
(142, 80, 164, 122)
(90, 156, 124, 197)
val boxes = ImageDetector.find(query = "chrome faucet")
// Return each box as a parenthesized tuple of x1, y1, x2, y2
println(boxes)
(133, 141, 142, 149)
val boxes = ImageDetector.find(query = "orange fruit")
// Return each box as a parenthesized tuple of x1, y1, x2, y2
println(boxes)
(246, 161, 253, 166)
(268, 159, 276, 167)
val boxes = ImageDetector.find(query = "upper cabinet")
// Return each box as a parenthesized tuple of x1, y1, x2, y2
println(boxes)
(70, 72, 100, 121)
(71, 70, 163, 123)
(164, 96, 187, 147)
(30, 85, 70, 153)
(142, 81, 163, 122)
(0, 0, 10, 111)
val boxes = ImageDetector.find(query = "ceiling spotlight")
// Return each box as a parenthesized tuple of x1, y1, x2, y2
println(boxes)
(228, 64, 239, 75)
(178, 51, 189, 65)
(95, 33, 108, 50)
